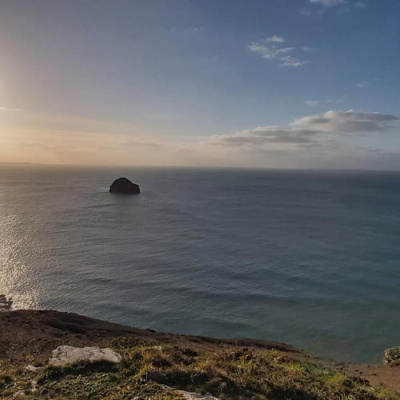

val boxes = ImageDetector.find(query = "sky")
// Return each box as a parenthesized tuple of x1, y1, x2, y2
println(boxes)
(0, 0, 400, 169)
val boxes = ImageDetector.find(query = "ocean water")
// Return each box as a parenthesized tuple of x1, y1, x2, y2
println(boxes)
(1, 165, 400, 363)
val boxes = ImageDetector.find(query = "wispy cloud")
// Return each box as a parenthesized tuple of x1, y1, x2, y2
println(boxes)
(265, 35, 285, 43)
(248, 36, 308, 67)
(298, 8, 313, 16)
(279, 56, 308, 67)
(305, 100, 321, 107)
(0, 106, 20, 112)
(183, 27, 204, 36)
(304, 99, 342, 106)
(301, 0, 365, 15)
(310, 0, 347, 6)
(354, 1, 366, 8)
(357, 81, 369, 89)
(302, 46, 317, 53)
(106, 138, 165, 150)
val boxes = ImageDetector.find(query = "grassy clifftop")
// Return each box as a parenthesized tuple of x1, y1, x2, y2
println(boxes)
(0, 310, 399, 400)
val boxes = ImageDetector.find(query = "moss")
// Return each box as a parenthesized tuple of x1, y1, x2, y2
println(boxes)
(375, 385, 399, 399)
(37, 361, 119, 385)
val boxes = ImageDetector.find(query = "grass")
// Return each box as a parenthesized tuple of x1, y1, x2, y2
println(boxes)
(1, 334, 400, 400)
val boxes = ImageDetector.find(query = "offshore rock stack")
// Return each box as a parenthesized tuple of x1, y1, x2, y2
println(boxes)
(109, 177, 140, 194)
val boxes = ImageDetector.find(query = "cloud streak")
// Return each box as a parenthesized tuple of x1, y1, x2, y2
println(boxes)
(293, 110, 398, 133)
(0, 106, 20, 112)
(357, 81, 369, 89)
(310, 0, 347, 7)
(305, 100, 321, 107)
(301, 0, 366, 15)
(211, 126, 320, 147)
(248, 36, 308, 67)
(209, 110, 399, 150)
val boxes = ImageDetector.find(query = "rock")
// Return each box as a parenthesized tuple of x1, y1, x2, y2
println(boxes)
(109, 177, 140, 194)
(162, 387, 219, 400)
(25, 365, 38, 373)
(178, 390, 219, 400)
(0, 294, 12, 311)
(12, 390, 25, 399)
(383, 346, 400, 365)
(49, 345, 122, 367)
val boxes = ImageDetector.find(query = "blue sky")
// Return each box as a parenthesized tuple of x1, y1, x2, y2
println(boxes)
(1, 0, 399, 168)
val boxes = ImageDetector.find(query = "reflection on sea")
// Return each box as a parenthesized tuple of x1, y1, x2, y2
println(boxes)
(0, 203, 41, 310)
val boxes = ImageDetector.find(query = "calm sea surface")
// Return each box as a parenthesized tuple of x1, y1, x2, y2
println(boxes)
(1, 165, 400, 363)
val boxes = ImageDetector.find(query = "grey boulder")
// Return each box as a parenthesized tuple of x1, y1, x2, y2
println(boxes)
(49, 345, 122, 367)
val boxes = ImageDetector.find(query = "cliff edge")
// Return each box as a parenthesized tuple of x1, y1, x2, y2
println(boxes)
(0, 310, 399, 399)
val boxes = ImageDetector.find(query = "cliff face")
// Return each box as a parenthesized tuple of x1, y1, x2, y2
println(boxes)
(0, 310, 399, 400)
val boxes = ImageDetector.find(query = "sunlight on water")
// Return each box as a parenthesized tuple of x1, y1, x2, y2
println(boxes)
(0, 204, 40, 309)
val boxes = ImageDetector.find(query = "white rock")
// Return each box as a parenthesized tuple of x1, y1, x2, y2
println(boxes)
(25, 365, 38, 372)
(161, 386, 219, 400)
(49, 345, 122, 367)
(179, 391, 219, 400)
(384, 346, 400, 364)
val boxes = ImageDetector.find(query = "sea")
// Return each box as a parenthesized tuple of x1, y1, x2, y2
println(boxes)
(1, 165, 400, 364)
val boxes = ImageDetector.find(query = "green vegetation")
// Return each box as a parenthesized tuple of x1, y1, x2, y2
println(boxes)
(1, 335, 400, 400)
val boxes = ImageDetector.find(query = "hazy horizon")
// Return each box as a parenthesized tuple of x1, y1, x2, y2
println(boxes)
(1, 0, 400, 170)
(6, 162, 400, 174)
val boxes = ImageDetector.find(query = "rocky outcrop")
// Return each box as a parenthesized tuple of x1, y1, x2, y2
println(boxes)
(109, 177, 140, 194)
(383, 346, 400, 365)
(49, 345, 122, 367)
(0, 294, 12, 311)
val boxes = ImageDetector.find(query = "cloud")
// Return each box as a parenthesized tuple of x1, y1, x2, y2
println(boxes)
(209, 110, 400, 151)
(248, 43, 295, 60)
(265, 35, 285, 43)
(305, 100, 321, 107)
(248, 36, 308, 67)
(354, 1, 366, 8)
(309, 0, 347, 6)
(292, 110, 399, 134)
(298, 8, 313, 16)
(357, 81, 369, 89)
(107, 138, 164, 150)
(279, 56, 308, 67)
(183, 27, 204, 35)
(0, 106, 20, 112)
(305, 99, 342, 106)
(211, 126, 320, 148)
(304, 0, 365, 13)
(302, 46, 317, 52)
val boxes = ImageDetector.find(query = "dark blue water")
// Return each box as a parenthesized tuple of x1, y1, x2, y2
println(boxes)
(1, 165, 400, 363)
